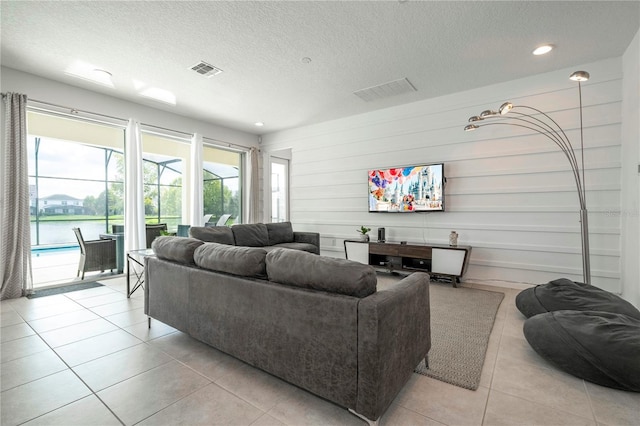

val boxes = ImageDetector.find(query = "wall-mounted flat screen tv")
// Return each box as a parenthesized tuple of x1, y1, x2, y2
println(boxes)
(368, 163, 445, 212)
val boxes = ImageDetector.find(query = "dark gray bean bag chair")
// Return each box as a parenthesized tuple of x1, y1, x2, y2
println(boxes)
(516, 278, 640, 319)
(523, 310, 640, 392)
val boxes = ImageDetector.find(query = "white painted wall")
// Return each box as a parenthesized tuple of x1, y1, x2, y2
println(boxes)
(261, 57, 628, 294)
(621, 29, 640, 307)
(1, 67, 258, 148)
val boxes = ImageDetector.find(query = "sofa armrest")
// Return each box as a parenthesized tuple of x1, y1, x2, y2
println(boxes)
(293, 232, 320, 254)
(356, 272, 431, 422)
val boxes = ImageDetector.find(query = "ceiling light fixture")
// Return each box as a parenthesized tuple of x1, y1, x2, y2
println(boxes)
(65, 61, 114, 88)
(532, 45, 554, 56)
(91, 69, 114, 86)
(255, 122, 264, 127)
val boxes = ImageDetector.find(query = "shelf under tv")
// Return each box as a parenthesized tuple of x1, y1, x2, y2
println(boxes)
(366, 241, 471, 287)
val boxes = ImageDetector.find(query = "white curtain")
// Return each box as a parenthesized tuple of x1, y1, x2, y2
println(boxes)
(124, 119, 146, 252)
(1, 93, 33, 299)
(189, 133, 204, 226)
(247, 147, 261, 223)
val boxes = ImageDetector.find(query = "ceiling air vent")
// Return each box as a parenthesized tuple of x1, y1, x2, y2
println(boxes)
(353, 78, 417, 102)
(190, 61, 223, 78)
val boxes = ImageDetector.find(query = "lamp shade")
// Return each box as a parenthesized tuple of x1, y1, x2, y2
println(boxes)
(569, 71, 590, 82)
(499, 102, 513, 115)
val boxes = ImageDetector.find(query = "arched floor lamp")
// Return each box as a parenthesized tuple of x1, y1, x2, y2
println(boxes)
(464, 71, 591, 285)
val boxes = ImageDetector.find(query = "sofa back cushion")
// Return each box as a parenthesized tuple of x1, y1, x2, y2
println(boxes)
(266, 248, 376, 298)
(265, 222, 294, 245)
(152, 236, 203, 265)
(194, 242, 267, 278)
(189, 226, 235, 245)
(231, 223, 269, 247)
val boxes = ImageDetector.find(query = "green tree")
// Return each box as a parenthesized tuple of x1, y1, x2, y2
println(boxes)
(83, 195, 98, 215)
(161, 177, 182, 217)
(203, 178, 234, 220)
(87, 188, 124, 216)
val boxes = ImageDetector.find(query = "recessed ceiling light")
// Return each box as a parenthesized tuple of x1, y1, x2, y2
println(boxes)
(139, 87, 176, 105)
(532, 45, 554, 56)
(255, 122, 264, 127)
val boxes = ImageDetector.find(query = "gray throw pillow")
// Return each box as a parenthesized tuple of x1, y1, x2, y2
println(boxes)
(266, 222, 294, 245)
(194, 242, 267, 278)
(189, 226, 235, 245)
(266, 248, 377, 298)
(151, 236, 203, 265)
(231, 223, 269, 247)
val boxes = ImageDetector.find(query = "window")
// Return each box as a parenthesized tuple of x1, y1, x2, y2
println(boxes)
(27, 111, 125, 245)
(203, 145, 243, 225)
(270, 158, 289, 223)
(141, 132, 188, 230)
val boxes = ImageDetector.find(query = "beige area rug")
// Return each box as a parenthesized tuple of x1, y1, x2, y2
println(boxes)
(377, 274, 504, 391)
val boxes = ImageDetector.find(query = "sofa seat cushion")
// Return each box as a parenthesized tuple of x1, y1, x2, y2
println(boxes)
(524, 310, 640, 392)
(189, 226, 235, 245)
(194, 243, 267, 278)
(266, 248, 376, 298)
(266, 222, 294, 245)
(152, 236, 203, 265)
(516, 278, 640, 319)
(232, 223, 269, 247)
(268, 242, 319, 254)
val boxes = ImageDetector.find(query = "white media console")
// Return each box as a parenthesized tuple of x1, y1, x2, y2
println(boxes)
(344, 240, 472, 287)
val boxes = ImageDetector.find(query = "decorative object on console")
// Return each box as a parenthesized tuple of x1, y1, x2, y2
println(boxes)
(377, 227, 385, 243)
(464, 71, 591, 284)
(448, 231, 458, 247)
(357, 225, 371, 241)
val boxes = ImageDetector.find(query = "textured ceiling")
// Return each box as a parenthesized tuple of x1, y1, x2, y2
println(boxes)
(1, 1, 638, 135)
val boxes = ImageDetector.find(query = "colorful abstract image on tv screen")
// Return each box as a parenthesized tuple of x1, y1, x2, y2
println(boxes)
(368, 164, 444, 212)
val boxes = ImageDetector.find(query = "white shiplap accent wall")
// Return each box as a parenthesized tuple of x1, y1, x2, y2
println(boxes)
(261, 58, 624, 294)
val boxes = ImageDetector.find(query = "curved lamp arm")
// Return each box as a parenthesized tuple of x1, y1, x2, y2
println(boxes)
(466, 121, 585, 209)
(464, 70, 591, 285)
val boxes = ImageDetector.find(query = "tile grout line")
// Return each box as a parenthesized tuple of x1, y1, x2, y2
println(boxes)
(4, 298, 128, 426)
(3, 282, 147, 424)
(582, 379, 600, 425)
(480, 299, 509, 426)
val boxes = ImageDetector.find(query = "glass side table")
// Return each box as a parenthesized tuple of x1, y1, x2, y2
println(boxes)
(126, 248, 155, 298)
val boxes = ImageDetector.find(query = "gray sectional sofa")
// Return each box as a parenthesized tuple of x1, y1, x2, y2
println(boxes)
(145, 236, 431, 424)
(189, 221, 320, 254)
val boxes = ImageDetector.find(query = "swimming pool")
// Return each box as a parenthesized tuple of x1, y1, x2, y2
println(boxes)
(31, 245, 80, 257)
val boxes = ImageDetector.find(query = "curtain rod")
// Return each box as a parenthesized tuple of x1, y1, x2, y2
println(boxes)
(203, 136, 254, 152)
(140, 122, 192, 137)
(23, 96, 128, 123)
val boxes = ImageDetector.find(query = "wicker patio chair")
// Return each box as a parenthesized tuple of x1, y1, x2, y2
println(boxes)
(145, 223, 167, 248)
(72, 227, 117, 280)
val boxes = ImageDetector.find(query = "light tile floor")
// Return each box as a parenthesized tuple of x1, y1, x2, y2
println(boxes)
(1, 276, 639, 426)
(31, 249, 123, 289)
